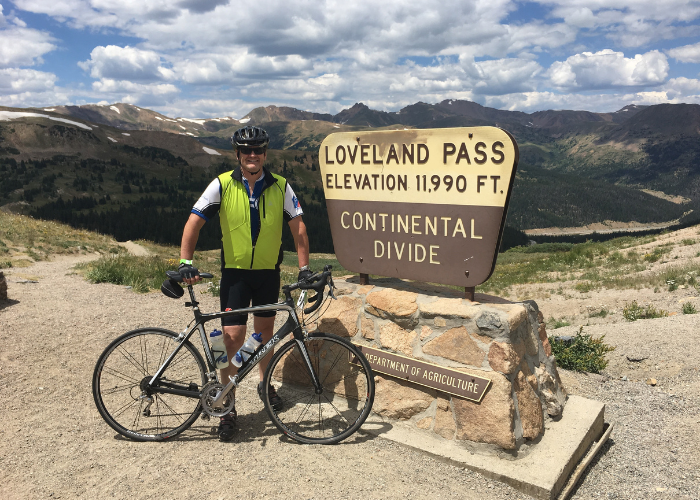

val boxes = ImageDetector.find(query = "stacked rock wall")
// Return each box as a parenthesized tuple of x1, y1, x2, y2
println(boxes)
(309, 276, 566, 454)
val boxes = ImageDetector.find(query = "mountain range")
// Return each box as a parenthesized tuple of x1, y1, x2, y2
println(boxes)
(2, 98, 700, 252)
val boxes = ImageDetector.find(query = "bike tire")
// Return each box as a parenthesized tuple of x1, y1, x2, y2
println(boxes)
(262, 332, 375, 444)
(92, 328, 207, 441)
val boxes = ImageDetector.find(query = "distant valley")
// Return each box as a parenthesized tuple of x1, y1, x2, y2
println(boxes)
(2, 99, 700, 253)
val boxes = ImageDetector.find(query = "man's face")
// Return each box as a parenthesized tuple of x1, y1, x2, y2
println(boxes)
(237, 147, 266, 176)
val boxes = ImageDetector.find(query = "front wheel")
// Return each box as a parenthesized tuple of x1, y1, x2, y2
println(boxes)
(262, 332, 375, 444)
(92, 328, 207, 441)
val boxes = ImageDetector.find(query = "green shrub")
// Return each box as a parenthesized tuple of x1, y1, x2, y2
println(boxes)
(0, 260, 11, 269)
(574, 281, 595, 293)
(622, 301, 669, 321)
(682, 302, 697, 315)
(681, 239, 695, 246)
(549, 327, 615, 373)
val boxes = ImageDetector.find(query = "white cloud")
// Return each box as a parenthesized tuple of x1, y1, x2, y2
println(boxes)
(660, 77, 700, 102)
(0, 25, 56, 68)
(0, 68, 57, 93)
(548, 49, 668, 90)
(174, 52, 312, 85)
(470, 58, 542, 95)
(92, 78, 179, 95)
(79, 45, 174, 81)
(667, 42, 700, 63)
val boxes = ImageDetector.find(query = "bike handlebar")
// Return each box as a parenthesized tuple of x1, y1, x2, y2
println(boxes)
(282, 265, 333, 314)
(164, 265, 334, 315)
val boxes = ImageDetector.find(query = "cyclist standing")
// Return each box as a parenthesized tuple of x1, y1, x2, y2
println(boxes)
(178, 126, 312, 441)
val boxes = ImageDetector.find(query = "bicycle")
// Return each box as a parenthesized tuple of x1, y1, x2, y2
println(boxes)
(92, 265, 375, 444)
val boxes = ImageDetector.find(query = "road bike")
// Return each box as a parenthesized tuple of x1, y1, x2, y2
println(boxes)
(92, 265, 375, 444)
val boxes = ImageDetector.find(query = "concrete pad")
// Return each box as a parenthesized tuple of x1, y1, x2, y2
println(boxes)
(361, 395, 605, 500)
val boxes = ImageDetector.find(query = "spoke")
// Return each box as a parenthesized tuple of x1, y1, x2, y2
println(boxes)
(116, 345, 148, 376)
(322, 393, 353, 426)
(112, 397, 139, 419)
(293, 394, 317, 425)
(155, 396, 162, 435)
(318, 395, 323, 437)
(156, 396, 185, 424)
(168, 352, 194, 371)
(101, 366, 141, 385)
(101, 382, 139, 395)
(288, 349, 315, 386)
(278, 389, 317, 406)
(320, 345, 347, 386)
(157, 336, 170, 374)
(141, 335, 149, 377)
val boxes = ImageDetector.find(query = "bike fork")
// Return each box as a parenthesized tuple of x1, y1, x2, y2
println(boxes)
(295, 339, 322, 393)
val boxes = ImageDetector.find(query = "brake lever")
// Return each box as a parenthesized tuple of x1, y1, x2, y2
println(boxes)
(328, 275, 337, 299)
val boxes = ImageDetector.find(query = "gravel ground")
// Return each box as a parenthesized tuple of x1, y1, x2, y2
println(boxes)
(1, 252, 699, 500)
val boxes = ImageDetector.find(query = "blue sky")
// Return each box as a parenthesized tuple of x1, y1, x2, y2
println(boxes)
(1, 0, 700, 118)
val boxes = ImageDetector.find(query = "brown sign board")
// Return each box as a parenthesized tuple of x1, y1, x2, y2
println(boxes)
(320, 127, 519, 287)
(352, 345, 491, 402)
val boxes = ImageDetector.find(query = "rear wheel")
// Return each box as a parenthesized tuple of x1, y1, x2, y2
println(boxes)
(262, 332, 375, 444)
(92, 328, 206, 441)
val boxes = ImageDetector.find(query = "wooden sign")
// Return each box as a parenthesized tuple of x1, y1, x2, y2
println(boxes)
(320, 127, 518, 287)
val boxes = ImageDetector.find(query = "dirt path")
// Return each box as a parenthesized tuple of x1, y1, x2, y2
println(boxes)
(118, 240, 150, 256)
(0, 255, 698, 499)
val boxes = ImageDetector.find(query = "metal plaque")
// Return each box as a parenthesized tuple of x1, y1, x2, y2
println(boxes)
(320, 127, 519, 287)
(352, 345, 491, 402)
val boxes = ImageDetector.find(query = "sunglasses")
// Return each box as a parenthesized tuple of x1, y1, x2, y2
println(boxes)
(238, 146, 266, 155)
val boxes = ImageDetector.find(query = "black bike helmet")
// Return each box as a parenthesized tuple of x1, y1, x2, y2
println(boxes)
(231, 126, 270, 149)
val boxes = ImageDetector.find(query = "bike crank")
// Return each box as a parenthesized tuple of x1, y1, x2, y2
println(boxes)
(200, 381, 235, 417)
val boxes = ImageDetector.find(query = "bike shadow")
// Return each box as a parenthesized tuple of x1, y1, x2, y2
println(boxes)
(0, 298, 20, 311)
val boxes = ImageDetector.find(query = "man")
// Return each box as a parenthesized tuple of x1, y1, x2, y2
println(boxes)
(178, 125, 312, 441)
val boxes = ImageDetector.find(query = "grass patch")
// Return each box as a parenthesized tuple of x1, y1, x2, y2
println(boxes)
(548, 317, 571, 329)
(622, 301, 669, 321)
(682, 302, 697, 314)
(549, 327, 615, 373)
(643, 247, 671, 263)
(574, 281, 595, 293)
(79, 255, 181, 292)
(681, 239, 695, 246)
(589, 309, 608, 318)
(0, 212, 120, 262)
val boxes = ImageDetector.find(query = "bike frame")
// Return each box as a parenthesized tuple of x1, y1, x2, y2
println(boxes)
(144, 283, 319, 406)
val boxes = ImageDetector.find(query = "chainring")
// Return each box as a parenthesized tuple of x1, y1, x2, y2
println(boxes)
(200, 381, 235, 417)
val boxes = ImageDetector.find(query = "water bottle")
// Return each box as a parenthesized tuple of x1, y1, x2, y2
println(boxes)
(230, 332, 263, 367)
(209, 329, 229, 369)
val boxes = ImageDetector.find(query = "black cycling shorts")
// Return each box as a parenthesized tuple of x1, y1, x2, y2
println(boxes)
(220, 268, 280, 326)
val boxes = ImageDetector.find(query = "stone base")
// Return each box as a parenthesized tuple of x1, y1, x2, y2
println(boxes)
(361, 395, 606, 500)
(309, 276, 567, 451)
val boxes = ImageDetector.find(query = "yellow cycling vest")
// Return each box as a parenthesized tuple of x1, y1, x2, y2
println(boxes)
(218, 168, 287, 269)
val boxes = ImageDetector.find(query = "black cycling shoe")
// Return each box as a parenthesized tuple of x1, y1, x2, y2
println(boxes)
(217, 409, 237, 442)
(258, 382, 283, 411)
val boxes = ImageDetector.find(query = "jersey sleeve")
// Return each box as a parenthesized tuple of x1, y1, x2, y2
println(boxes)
(191, 178, 222, 221)
(283, 182, 304, 222)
